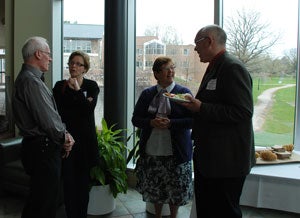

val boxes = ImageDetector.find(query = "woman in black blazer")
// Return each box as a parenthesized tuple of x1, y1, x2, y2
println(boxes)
(53, 51, 100, 218)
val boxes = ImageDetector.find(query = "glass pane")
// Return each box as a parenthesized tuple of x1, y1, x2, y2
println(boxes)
(136, 0, 214, 99)
(0, 2, 11, 138)
(134, 0, 213, 165)
(63, 0, 104, 128)
(224, 0, 298, 146)
(0, 49, 9, 137)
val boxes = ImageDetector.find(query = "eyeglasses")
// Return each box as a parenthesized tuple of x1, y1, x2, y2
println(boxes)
(67, 61, 85, 67)
(195, 36, 208, 44)
(40, 50, 52, 57)
(160, 65, 176, 72)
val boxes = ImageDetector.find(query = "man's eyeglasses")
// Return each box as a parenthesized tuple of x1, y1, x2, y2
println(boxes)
(40, 50, 52, 57)
(67, 61, 85, 67)
(195, 36, 208, 44)
(160, 65, 176, 72)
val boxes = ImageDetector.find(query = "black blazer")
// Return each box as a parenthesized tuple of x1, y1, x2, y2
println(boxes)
(53, 78, 100, 169)
(192, 51, 256, 177)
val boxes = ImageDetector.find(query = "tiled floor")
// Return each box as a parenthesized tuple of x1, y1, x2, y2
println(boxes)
(1, 188, 300, 218)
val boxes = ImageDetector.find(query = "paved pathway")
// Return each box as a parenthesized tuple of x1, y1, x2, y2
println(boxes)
(253, 84, 295, 131)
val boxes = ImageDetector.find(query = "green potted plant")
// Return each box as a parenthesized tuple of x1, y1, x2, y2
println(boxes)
(126, 128, 141, 165)
(88, 118, 128, 215)
(125, 128, 141, 188)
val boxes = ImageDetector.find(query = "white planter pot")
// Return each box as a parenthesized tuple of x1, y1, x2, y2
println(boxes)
(87, 185, 116, 215)
(146, 202, 170, 216)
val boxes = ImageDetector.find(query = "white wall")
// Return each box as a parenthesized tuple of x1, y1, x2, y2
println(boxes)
(0, 0, 5, 48)
(5, 0, 63, 86)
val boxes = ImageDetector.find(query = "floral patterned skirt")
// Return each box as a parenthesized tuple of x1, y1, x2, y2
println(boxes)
(135, 155, 193, 206)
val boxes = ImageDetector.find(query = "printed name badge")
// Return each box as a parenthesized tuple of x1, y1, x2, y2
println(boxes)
(206, 79, 217, 90)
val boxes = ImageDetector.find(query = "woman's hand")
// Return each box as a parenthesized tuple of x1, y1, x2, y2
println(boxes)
(67, 78, 81, 91)
(150, 116, 170, 129)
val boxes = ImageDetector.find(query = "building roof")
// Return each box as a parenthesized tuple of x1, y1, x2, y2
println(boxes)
(64, 23, 104, 39)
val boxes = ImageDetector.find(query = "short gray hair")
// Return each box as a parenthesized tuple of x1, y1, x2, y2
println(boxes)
(201, 25, 227, 45)
(22, 36, 49, 61)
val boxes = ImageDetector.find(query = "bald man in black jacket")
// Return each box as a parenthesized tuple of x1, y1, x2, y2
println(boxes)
(182, 25, 256, 218)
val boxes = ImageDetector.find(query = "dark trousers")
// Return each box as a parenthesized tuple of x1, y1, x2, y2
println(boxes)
(63, 151, 90, 218)
(21, 137, 61, 218)
(194, 167, 246, 218)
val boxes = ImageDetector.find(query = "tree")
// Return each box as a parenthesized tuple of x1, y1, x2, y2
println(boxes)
(283, 48, 297, 75)
(144, 25, 183, 45)
(258, 55, 287, 76)
(224, 9, 280, 73)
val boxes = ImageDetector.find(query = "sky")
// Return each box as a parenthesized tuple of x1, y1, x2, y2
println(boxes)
(64, 0, 298, 57)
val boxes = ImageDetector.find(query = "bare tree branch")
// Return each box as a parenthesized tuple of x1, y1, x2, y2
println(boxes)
(224, 9, 281, 73)
(144, 25, 183, 45)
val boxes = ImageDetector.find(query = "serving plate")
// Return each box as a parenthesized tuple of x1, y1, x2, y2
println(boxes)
(163, 93, 191, 103)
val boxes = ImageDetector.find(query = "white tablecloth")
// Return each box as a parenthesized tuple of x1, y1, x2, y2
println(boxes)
(190, 162, 300, 217)
(240, 163, 300, 214)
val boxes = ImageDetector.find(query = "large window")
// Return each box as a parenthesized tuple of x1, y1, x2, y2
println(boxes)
(0, 4, 11, 139)
(0, 49, 8, 137)
(224, 0, 298, 146)
(62, 0, 298, 152)
(63, 0, 105, 128)
(63, 40, 92, 54)
(145, 41, 165, 55)
(136, 0, 214, 99)
(136, 0, 298, 148)
(1, 0, 298, 149)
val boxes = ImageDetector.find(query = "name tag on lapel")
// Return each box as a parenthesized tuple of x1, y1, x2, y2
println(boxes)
(206, 79, 217, 90)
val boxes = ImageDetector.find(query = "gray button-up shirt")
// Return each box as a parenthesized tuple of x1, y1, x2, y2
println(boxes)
(12, 64, 65, 145)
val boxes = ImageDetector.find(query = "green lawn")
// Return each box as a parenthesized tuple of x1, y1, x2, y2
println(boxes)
(252, 76, 296, 104)
(177, 75, 297, 146)
(252, 76, 296, 146)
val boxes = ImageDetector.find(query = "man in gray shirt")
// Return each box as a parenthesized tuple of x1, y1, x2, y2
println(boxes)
(12, 36, 75, 218)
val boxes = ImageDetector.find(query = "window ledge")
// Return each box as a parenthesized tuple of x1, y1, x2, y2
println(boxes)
(250, 150, 300, 180)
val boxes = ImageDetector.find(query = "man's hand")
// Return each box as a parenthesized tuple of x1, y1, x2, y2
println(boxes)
(180, 95, 202, 112)
(62, 132, 75, 158)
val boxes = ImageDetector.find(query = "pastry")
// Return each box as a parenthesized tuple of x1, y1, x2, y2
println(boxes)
(283, 144, 294, 152)
(274, 151, 291, 159)
(260, 150, 277, 161)
(271, 145, 285, 152)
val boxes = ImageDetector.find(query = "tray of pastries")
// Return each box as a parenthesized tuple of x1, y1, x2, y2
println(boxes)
(255, 144, 300, 164)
